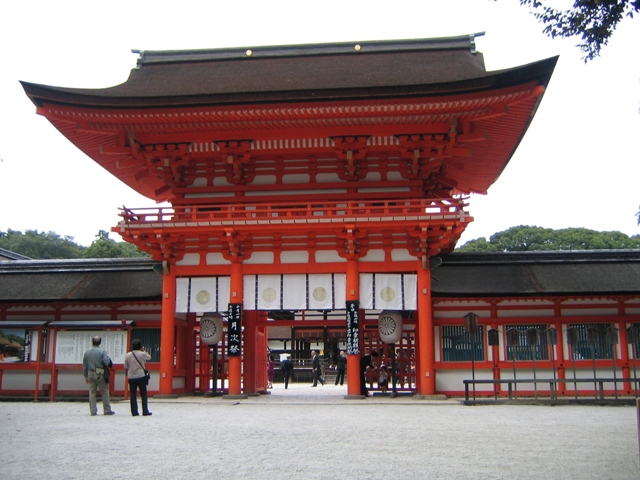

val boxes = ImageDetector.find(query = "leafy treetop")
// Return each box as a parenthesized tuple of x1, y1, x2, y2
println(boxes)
(456, 225, 640, 252)
(0, 229, 149, 259)
(512, 0, 639, 61)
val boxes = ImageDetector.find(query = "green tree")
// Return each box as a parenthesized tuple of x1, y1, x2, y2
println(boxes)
(83, 230, 150, 258)
(457, 225, 640, 252)
(0, 229, 149, 259)
(453, 237, 502, 252)
(0, 229, 84, 259)
(512, 0, 639, 61)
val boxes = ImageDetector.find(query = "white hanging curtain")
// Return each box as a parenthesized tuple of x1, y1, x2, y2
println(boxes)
(282, 274, 307, 310)
(176, 273, 414, 312)
(360, 273, 417, 310)
(189, 277, 217, 313)
(175, 278, 190, 313)
(243, 273, 346, 310)
(257, 274, 282, 310)
(309, 273, 342, 310)
(243, 275, 257, 310)
(175, 277, 232, 313)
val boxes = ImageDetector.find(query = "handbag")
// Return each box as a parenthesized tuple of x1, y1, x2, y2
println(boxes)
(132, 351, 151, 385)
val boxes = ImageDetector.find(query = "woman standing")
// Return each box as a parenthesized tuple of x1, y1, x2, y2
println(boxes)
(267, 355, 275, 389)
(124, 339, 152, 416)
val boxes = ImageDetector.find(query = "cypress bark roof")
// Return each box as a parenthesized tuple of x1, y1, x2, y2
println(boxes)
(434, 250, 640, 297)
(0, 251, 638, 303)
(0, 258, 162, 302)
(20, 34, 556, 108)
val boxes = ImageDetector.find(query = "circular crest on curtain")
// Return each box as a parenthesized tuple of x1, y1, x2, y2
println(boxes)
(200, 313, 223, 345)
(378, 311, 402, 344)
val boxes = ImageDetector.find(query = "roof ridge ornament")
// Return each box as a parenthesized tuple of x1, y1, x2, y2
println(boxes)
(132, 33, 486, 66)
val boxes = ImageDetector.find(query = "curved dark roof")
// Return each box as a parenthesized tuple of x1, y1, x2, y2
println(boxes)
(0, 258, 162, 302)
(433, 250, 640, 297)
(0, 248, 31, 261)
(21, 34, 557, 108)
(0, 252, 638, 303)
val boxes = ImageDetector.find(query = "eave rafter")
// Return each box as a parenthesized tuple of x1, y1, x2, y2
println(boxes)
(35, 82, 544, 200)
(129, 139, 193, 189)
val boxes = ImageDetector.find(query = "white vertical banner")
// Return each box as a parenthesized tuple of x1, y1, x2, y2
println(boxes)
(333, 273, 347, 307)
(175, 277, 190, 313)
(402, 274, 417, 310)
(359, 273, 416, 310)
(283, 274, 307, 310)
(308, 274, 333, 310)
(374, 273, 404, 310)
(189, 277, 217, 313)
(217, 276, 231, 311)
(257, 274, 282, 310)
(360, 273, 375, 309)
(243, 275, 257, 310)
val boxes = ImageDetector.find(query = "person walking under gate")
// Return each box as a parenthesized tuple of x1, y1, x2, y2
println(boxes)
(281, 355, 294, 389)
(335, 350, 346, 386)
(124, 339, 152, 417)
(82, 336, 115, 416)
(311, 350, 325, 386)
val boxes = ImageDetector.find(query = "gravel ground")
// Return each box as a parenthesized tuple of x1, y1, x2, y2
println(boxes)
(1, 383, 638, 479)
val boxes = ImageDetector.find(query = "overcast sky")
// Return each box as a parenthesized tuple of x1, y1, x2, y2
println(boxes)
(1, 0, 639, 247)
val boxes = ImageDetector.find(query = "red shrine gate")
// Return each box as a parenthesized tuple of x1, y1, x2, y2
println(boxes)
(20, 35, 557, 397)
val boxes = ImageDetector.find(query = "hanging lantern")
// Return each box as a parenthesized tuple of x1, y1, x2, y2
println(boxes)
(200, 313, 223, 345)
(378, 311, 402, 344)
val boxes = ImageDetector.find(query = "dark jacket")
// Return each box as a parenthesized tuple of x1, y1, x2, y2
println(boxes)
(312, 354, 321, 372)
(281, 359, 294, 376)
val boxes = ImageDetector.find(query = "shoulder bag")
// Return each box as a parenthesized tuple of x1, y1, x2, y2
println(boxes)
(132, 351, 151, 385)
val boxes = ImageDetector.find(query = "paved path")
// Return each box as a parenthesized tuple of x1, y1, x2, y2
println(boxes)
(1, 382, 638, 479)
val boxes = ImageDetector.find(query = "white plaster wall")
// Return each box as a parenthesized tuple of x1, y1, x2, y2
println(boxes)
(281, 251, 309, 264)
(177, 253, 200, 266)
(244, 252, 275, 264)
(360, 249, 385, 262)
(435, 369, 494, 393)
(206, 252, 231, 265)
(315, 251, 346, 263)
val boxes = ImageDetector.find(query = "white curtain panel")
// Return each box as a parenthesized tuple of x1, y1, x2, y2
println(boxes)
(402, 274, 417, 310)
(332, 274, 347, 307)
(175, 277, 190, 313)
(244, 273, 347, 310)
(360, 274, 375, 309)
(216, 276, 231, 311)
(243, 275, 257, 310)
(178, 273, 414, 312)
(189, 277, 217, 313)
(257, 274, 282, 310)
(360, 273, 417, 310)
(283, 274, 307, 310)
(308, 273, 334, 309)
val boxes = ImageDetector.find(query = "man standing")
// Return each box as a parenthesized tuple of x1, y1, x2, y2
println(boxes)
(82, 336, 115, 416)
(360, 350, 378, 396)
(311, 350, 325, 387)
(335, 350, 347, 386)
(281, 354, 294, 389)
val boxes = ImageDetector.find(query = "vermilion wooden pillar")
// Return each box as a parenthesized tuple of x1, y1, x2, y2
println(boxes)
(228, 261, 243, 396)
(159, 265, 176, 394)
(417, 258, 435, 395)
(346, 258, 361, 396)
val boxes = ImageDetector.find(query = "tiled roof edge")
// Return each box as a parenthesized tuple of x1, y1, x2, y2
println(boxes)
(0, 257, 160, 274)
(441, 250, 640, 265)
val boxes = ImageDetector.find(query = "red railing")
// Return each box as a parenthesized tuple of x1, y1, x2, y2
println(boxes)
(116, 198, 471, 227)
